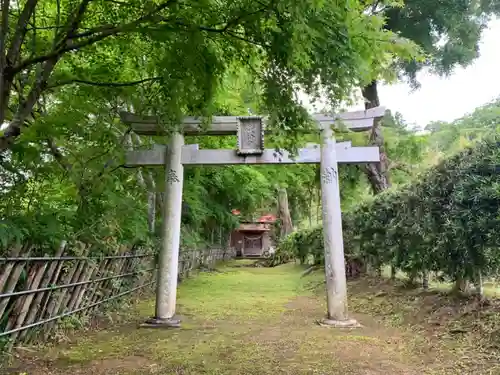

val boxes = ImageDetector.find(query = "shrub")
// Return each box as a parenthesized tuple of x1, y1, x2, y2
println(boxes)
(276, 135, 500, 285)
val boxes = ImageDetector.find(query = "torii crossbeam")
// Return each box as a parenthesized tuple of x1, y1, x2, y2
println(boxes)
(121, 106, 385, 329)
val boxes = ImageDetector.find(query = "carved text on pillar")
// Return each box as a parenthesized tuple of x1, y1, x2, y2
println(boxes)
(326, 263, 334, 278)
(321, 167, 337, 185)
(167, 169, 180, 184)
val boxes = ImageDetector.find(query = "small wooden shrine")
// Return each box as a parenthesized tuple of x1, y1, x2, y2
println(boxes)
(229, 214, 277, 258)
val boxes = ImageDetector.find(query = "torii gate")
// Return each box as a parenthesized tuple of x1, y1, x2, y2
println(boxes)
(121, 106, 385, 328)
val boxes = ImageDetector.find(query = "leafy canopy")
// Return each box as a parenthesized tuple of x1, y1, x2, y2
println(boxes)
(1, 0, 418, 152)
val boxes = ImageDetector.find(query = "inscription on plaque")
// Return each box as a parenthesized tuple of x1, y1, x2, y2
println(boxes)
(237, 116, 264, 155)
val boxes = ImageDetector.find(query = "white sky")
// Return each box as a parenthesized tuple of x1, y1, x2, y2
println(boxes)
(377, 17, 500, 127)
(302, 17, 500, 129)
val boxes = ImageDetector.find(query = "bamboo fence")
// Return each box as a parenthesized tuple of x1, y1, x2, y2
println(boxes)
(0, 245, 234, 352)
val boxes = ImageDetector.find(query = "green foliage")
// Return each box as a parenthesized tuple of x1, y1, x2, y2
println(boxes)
(1, 0, 420, 148)
(0, 0, 422, 256)
(281, 135, 500, 283)
(381, 0, 500, 86)
(270, 227, 325, 267)
(425, 97, 500, 154)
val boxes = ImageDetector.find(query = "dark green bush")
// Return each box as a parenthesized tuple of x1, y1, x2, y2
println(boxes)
(275, 135, 500, 284)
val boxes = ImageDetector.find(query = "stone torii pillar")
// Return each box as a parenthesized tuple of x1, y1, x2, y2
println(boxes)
(148, 133, 184, 328)
(121, 107, 385, 328)
(319, 124, 354, 326)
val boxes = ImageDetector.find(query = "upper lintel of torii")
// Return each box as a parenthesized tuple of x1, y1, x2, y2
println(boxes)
(119, 106, 386, 136)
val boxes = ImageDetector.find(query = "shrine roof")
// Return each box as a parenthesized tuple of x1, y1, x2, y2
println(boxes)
(236, 222, 273, 232)
(257, 214, 277, 223)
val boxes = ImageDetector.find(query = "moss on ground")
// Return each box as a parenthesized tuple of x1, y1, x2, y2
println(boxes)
(8, 261, 500, 375)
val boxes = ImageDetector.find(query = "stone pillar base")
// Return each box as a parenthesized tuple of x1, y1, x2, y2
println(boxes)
(317, 318, 361, 328)
(139, 317, 181, 329)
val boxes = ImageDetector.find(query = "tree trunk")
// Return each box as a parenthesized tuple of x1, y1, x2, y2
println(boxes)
(422, 270, 429, 290)
(147, 191, 156, 234)
(452, 275, 470, 294)
(390, 265, 396, 281)
(308, 186, 314, 228)
(474, 270, 484, 298)
(408, 269, 418, 286)
(132, 134, 156, 234)
(361, 80, 391, 194)
(126, 133, 157, 235)
(362, 81, 391, 275)
(277, 188, 293, 238)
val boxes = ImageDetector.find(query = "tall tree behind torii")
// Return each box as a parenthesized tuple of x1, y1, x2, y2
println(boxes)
(277, 187, 293, 239)
(362, 0, 500, 194)
(362, 0, 499, 282)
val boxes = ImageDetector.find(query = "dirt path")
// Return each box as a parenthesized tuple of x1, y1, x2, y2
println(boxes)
(4, 263, 498, 375)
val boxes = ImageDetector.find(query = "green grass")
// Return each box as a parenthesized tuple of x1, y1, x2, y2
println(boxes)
(13, 261, 500, 375)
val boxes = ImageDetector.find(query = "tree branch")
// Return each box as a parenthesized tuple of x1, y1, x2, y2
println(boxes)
(0, 0, 11, 125)
(0, 57, 56, 151)
(67, 23, 117, 40)
(104, 0, 143, 7)
(0, 0, 93, 153)
(11, 0, 179, 75)
(46, 138, 72, 172)
(56, 0, 93, 49)
(10, 31, 117, 75)
(47, 76, 161, 89)
(221, 4, 273, 31)
(53, 0, 61, 46)
(225, 31, 269, 48)
(124, 133, 146, 188)
(108, 164, 125, 174)
(93, 126, 132, 180)
(6, 0, 39, 66)
(369, 0, 381, 14)
(132, 132, 156, 190)
(0, 0, 9, 59)
(171, 4, 272, 35)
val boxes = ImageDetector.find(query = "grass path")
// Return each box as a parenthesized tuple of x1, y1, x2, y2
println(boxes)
(7, 262, 500, 375)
